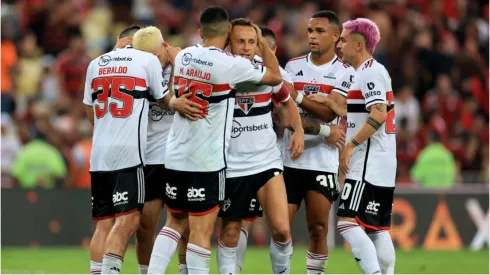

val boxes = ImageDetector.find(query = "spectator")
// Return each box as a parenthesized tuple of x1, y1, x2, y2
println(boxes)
(396, 85, 420, 134)
(1, 114, 22, 188)
(411, 132, 456, 188)
(1, 19, 18, 114)
(55, 27, 90, 106)
(68, 120, 93, 189)
(11, 136, 67, 189)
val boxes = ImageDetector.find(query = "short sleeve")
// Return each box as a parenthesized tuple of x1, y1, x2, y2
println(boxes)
(146, 55, 169, 100)
(272, 83, 290, 103)
(332, 69, 354, 97)
(229, 56, 266, 86)
(280, 67, 293, 85)
(362, 69, 390, 110)
(82, 61, 95, 106)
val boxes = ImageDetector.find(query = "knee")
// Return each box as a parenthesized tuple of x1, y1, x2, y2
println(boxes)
(115, 213, 141, 236)
(378, 249, 396, 268)
(308, 223, 327, 242)
(220, 223, 241, 246)
(270, 222, 290, 243)
(95, 219, 114, 235)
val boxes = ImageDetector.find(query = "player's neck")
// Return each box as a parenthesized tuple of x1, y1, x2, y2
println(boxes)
(352, 53, 373, 70)
(309, 50, 335, 66)
(202, 37, 227, 50)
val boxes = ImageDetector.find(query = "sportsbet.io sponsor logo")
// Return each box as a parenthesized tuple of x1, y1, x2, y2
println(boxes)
(182, 53, 213, 66)
(149, 104, 175, 121)
(98, 56, 132, 67)
(231, 120, 268, 138)
(98, 55, 111, 66)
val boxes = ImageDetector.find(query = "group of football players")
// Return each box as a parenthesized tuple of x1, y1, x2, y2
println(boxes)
(84, 5, 397, 275)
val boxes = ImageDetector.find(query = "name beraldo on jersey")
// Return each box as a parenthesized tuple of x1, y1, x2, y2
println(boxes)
(165, 45, 267, 172)
(283, 54, 355, 173)
(226, 56, 290, 178)
(83, 46, 168, 172)
(338, 58, 396, 188)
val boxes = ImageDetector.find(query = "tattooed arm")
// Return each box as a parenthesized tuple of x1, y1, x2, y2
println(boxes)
(348, 103, 387, 146)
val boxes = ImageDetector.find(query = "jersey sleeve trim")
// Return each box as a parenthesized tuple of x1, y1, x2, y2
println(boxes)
(332, 87, 348, 97)
(272, 83, 290, 103)
(365, 98, 387, 110)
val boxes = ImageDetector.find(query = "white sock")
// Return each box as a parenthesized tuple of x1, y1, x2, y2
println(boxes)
(306, 251, 328, 274)
(235, 228, 249, 274)
(139, 264, 149, 274)
(90, 260, 102, 274)
(368, 231, 396, 274)
(337, 221, 380, 274)
(101, 253, 124, 274)
(148, 227, 181, 274)
(270, 237, 293, 274)
(217, 239, 237, 274)
(186, 243, 211, 274)
(178, 264, 188, 274)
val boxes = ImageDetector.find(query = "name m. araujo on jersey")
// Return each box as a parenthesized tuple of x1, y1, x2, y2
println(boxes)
(283, 53, 355, 173)
(339, 58, 396, 187)
(83, 46, 168, 172)
(227, 56, 290, 178)
(165, 45, 267, 172)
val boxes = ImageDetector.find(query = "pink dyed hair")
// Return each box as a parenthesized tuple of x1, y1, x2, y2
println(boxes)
(342, 18, 380, 55)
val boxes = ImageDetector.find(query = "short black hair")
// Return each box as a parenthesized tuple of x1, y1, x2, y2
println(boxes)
(260, 27, 276, 42)
(200, 6, 229, 38)
(311, 10, 340, 30)
(119, 25, 142, 39)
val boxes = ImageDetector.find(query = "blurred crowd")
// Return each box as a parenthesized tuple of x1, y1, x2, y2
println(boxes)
(1, 0, 488, 189)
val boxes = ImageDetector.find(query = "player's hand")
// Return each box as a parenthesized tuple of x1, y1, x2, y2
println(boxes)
(340, 142, 355, 175)
(115, 36, 133, 49)
(173, 93, 202, 120)
(325, 125, 346, 150)
(252, 23, 264, 42)
(164, 43, 182, 66)
(307, 94, 328, 104)
(288, 131, 304, 160)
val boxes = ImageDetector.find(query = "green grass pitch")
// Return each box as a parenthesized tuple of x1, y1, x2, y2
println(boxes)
(2, 247, 488, 274)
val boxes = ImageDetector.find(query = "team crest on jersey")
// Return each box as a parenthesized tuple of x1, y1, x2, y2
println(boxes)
(222, 199, 231, 211)
(303, 85, 320, 95)
(237, 97, 255, 115)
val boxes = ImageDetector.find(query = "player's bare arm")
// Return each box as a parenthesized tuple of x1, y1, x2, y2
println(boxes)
(85, 104, 94, 125)
(339, 103, 387, 174)
(289, 88, 336, 122)
(280, 97, 305, 160)
(308, 92, 347, 120)
(253, 24, 282, 86)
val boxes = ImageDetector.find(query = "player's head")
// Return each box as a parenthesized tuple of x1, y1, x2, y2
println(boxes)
(133, 26, 168, 66)
(229, 18, 257, 60)
(337, 18, 380, 65)
(199, 6, 231, 46)
(118, 25, 142, 40)
(308, 10, 341, 55)
(260, 27, 277, 54)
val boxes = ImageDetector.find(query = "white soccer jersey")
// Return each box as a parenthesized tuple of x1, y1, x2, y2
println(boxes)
(145, 65, 173, 165)
(337, 58, 396, 187)
(283, 53, 355, 173)
(227, 57, 290, 178)
(165, 46, 266, 172)
(83, 46, 168, 172)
